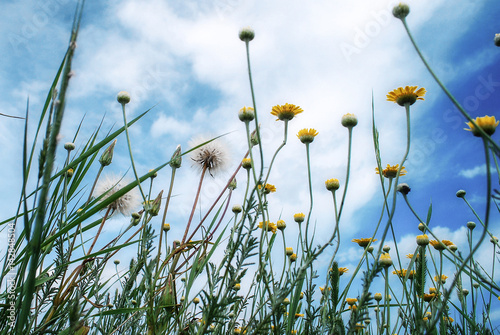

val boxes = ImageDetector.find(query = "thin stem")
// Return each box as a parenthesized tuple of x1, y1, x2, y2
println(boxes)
(120, 103, 146, 201)
(182, 165, 207, 244)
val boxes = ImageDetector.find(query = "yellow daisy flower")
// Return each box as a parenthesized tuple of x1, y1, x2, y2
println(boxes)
(259, 221, 277, 234)
(387, 86, 426, 106)
(294, 213, 306, 223)
(258, 183, 276, 194)
(271, 103, 303, 121)
(346, 298, 358, 306)
(464, 115, 499, 137)
(297, 128, 318, 143)
(375, 164, 407, 178)
(352, 238, 377, 248)
(429, 239, 454, 251)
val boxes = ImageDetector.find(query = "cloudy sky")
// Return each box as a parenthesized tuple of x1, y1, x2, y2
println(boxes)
(1, 0, 500, 324)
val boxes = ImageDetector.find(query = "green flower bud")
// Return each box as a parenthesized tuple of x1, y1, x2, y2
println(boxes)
(99, 139, 117, 167)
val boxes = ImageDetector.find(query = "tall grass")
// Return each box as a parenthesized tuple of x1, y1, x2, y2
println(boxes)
(1, 2, 499, 335)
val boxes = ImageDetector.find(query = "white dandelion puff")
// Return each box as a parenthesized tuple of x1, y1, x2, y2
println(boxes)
(189, 136, 230, 177)
(94, 174, 141, 216)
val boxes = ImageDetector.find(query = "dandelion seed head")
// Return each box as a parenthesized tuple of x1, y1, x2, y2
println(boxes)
(94, 174, 141, 216)
(189, 136, 230, 177)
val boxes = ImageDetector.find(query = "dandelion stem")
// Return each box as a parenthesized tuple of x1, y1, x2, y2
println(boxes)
(182, 165, 207, 244)
(120, 102, 146, 201)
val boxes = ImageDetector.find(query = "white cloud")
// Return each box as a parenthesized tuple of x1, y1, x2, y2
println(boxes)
(459, 164, 486, 178)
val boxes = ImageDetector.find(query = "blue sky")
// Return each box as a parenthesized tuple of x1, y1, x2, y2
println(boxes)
(1, 0, 500, 324)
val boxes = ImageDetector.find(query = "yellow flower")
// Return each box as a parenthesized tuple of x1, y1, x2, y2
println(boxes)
(346, 298, 358, 306)
(443, 316, 454, 323)
(422, 293, 437, 302)
(258, 183, 276, 194)
(289, 253, 297, 262)
(325, 178, 340, 191)
(277, 219, 286, 230)
(434, 275, 448, 284)
(233, 283, 241, 291)
(375, 164, 407, 178)
(352, 238, 377, 248)
(416, 234, 429, 246)
(259, 221, 277, 234)
(429, 239, 454, 251)
(297, 128, 318, 144)
(285, 247, 294, 256)
(271, 103, 303, 121)
(386, 86, 426, 106)
(379, 253, 393, 267)
(393, 269, 415, 280)
(294, 213, 306, 223)
(295, 313, 304, 318)
(464, 115, 499, 136)
(241, 158, 252, 170)
(338, 267, 348, 276)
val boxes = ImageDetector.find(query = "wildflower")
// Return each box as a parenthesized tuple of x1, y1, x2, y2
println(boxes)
(376, 164, 407, 178)
(277, 219, 286, 231)
(456, 189, 466, 198)
(295, 313, 304, 318)
(285, 247, 294, 256)
(338, 267, 348, 275)
(491, 236, 499, 244)
(386, 86, 426, 106)
(429, 239, 454, 250)
(193, 297, 200, 304)
(467, 221, 476, 230)
(258, 183, 276, 194)
(99, 139, 117, 167)
(443, 316, 454, 323)
(94, 175, 141, 216)
(163, 223, 170, 232)
(416, 234, 429, 246)
(144, 190, 163, 216)
(170, 145, 182, 169)
(66, 168, 74, 178)
(189, 136, 229, 176)
(283, 298, 290, 305)
(378, 253, 393, 267)
(289, 253, 297, 262)
(232, 205, 242, 213)
(130, 212, 141, 226)
(429, 287, 437, 294)
(346, 298, 358, 306)
(374, 293, 382, 302)
(233, 283, 241, 291)
(228, 178, 237, 190)
(341, 113, 358, 128)
(392, 3, 410, 19)
(352, 238, 377, 248)
(449, 244, 457, 252)
(383, 245, 391, 252)
(117, 91, 131, 104)
(406, 253, 413, 259)
(422, 293, 436, 302)
(397, 183, 411, 195)
(114, 259, 120, 265)
(297, 128, 318, 144)
(64, 142, 75, 151)
(233, 327, 242, 334)
(325, 178, 340, 191)
(271, 103, 303, 121)
(238, 106, 255, 122)
(464, 115, 499, 137)
(241, 158, 252, 170)
(393, 269, 415, 280)
(294, 213, 305, 223)
(239, 27, 255, 42)
(418, 223, 426, 232)
(434, 275, 448, 284)
(462, 289, 469, 296)
(259, 221, 277, 234)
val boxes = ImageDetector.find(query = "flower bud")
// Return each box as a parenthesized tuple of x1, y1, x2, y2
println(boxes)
(277, 219, 286, 231)
(64, 142, 75, 151)
(392, 3, 410, 19)
(117, 91, 131, 104)
(99, 140, 117, 167)
(416, 234, 429, 246)
(495, 33, 500, 47)
(374, 293, 382, 302)
(239, 27, 255, 42)
(131, 212, 142, 226)
(397, 183, 411, 195)
(242, 158, 252, 170)
(232, 204, 242, 213)
(325, 178, 340, 191)
(285, 247, 294, 256)
(238, 106, 255, 122)
(170, 145, 182, 169)
(250, 128, 260, 146)
(66, 168, 74, 178)
(193, 297, 200, 304)
(163, 223, 170, 232)
(383, 245, 391, 252)
(228, 178, 237, 190)
(341, 113, 358, 128)
(145, 191, 163, 216)
(418, 222, 426, 232)
(467, 221, 476, 230)
(289, 253, 297, 262)
(456, 189, 466, 198)
(114, 259, 120, 265)
(378, 253, 393, 267)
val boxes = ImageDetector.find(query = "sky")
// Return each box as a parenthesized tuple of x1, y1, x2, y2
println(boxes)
(1, 0, 500, 326)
